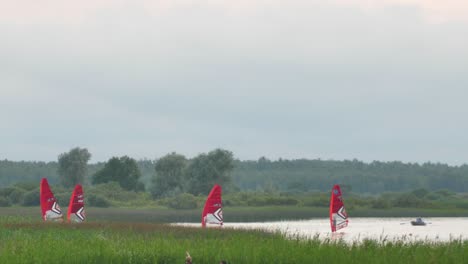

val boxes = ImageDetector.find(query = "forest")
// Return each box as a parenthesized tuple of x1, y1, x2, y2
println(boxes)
(1, 152, 467, 194)
(1, 147, 468, 211)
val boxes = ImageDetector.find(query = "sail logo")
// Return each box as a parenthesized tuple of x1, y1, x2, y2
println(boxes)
(337, 206, 347, 220)
(76, 207, 85, 221)
(51, 202, 62, 215)
(214, 208, 223, 221)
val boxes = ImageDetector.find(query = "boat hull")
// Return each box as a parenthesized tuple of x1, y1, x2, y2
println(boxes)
(411, 221, 426, 226)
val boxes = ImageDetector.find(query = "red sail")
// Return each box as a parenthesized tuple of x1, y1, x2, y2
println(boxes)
(67, 184, 85, 223)
(40, 178, 63, 221)
(201, 184, 223, 227)
(329, 184, 348, 232)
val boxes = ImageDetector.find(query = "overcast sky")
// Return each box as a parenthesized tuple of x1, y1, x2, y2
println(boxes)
(1, 0, 467, 164)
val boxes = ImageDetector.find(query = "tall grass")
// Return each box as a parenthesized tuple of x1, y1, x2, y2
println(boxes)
(0, 217, 466, 263)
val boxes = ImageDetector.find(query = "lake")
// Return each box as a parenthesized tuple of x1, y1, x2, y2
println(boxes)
(177, 217, 468, 243)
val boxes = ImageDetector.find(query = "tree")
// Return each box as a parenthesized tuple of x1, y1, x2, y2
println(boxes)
(92, 156, 142, 191)
(150, 153, 187, 198)
(57, 147, 91, 187)
(186, 149, 234, 195)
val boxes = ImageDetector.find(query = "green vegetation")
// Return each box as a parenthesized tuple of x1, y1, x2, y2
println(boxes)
(2, 154, 468, 195)
(92, 156, 144, 191)
(1, 178, 468, 217)
(57, 147, 91, 187)
(185, 149, 235, 195)
(1, 147, 468, 218)
(0, 218, 466, 263)
(150, 152, 187, 198)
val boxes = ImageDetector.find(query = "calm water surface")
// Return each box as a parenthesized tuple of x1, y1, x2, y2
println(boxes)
(178, 218, 468, 242)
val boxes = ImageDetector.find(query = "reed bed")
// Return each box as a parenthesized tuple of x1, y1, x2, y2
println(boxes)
(0, 217, 466, 263)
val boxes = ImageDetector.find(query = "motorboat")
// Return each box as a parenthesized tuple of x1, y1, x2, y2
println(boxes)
(410, 217, 426, 226)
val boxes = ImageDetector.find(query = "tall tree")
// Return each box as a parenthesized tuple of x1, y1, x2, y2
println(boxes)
(57, 147, 91, 187)
(186, 149, 234, 195)
(150, 153, 187, 198)
(92, 156, 142, 191)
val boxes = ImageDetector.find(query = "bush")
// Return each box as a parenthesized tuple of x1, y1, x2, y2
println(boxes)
(8, 188, 26, 204)
(166, 193, 198, 209)
(302, 196, 329, 207)
(0, 187, 16, 197)
(371, 198, 391, 209)
(135, 182, 146, 192)
(247, 196, 299, 206)
(0, 197, 11, 207)
(426, 192, 443, 200)
(22, 189, 40, 206)
(87, 194, 111, 207)
(14, 182, 38, 191)
(54, 193, 70, 207)
(436, 189, 455, 197)
(411, 188, 429, 198)
(455, 202, 468, 209)
(89, 182, 138, 201)
(392, 193, 432, 208)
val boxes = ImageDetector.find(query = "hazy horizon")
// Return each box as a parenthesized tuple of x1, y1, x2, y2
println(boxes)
(2, 153, 467, 167)
(1, 0, 467, 165)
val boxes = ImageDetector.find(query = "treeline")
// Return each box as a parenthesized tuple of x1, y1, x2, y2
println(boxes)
(232, 158, 468, 193)
(0, 147, 236, 208)
(1, 151, 468, 194)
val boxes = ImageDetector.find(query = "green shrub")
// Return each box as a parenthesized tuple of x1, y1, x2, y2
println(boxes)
(412, 188, 429, 198)
(426, 192, 443, 200)
(54, 193, 70, 207)
(8, 188, 26, 204)
(14, 182, 38, 191)
(392, 193, 433, 208)
(22, 188, 40, 206)
(454, 201, 468, 209)
(166, 193, 198, 209)
(89, 182, 138, 201)
(87, 194, 111, 207)
(371, 198, 391, 209)
(0, 197, 11, 207)
(247, 196, 299, 206)
(302, 196, 329, 207)
(436, 189, 455, 197)
(0, 187, 16, 197)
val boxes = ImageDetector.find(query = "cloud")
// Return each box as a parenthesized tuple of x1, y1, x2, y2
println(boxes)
(332, 0, 468, 23)
(2, 0, 468, 25)
(0, 0, 467, 164)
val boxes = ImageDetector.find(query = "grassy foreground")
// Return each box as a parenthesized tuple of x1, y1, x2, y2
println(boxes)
(0, 217, 467, 264)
